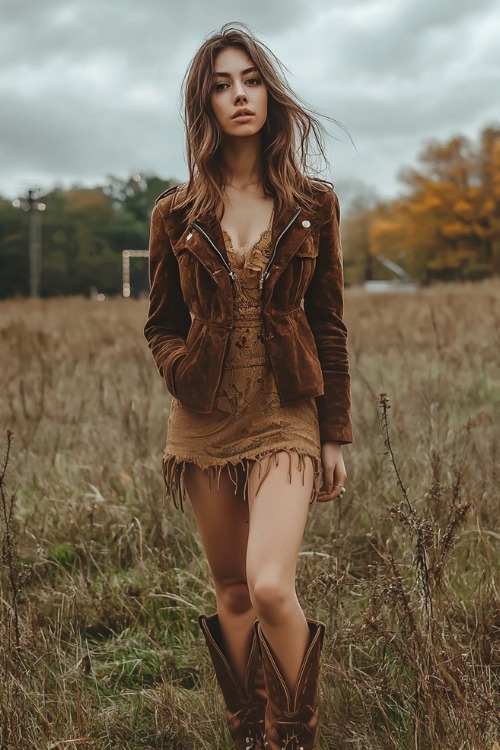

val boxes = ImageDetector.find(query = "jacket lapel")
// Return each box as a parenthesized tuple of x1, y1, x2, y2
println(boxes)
(191, 214, 231, 263)
(172, 214, 232, 297)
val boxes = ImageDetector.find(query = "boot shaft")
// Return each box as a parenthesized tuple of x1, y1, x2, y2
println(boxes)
(256, 619, 325, 750)
(199, 613, 266, 750)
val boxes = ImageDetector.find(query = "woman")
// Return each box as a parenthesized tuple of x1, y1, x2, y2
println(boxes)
(144, 23, 353, 750)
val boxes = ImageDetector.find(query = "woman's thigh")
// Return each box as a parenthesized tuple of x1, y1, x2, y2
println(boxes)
(184, 462, 250, 588)
(246, 451, 313, 590)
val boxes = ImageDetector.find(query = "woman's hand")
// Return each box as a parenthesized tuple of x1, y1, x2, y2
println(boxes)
(318, 442, 347, 502)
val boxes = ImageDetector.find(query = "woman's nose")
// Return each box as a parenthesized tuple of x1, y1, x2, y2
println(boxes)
(233, 84, 247, 104)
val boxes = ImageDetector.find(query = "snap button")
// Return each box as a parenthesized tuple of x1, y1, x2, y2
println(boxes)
(301, 219, 311, 228)
(186, 232, 193, 240)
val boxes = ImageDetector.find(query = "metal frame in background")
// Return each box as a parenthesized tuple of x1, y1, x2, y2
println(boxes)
(122, 249, 148, 297)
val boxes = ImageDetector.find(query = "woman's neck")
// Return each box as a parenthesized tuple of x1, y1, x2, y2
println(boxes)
(219, 135, 262, 192)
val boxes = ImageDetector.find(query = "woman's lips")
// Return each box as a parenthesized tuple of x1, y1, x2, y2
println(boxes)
(232, 114, 254, 123)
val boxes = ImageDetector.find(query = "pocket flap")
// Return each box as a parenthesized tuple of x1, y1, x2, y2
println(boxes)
(295, 237, 319, 257)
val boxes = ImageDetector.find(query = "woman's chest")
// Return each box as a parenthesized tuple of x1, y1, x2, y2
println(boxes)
(220, 194, 274, 254)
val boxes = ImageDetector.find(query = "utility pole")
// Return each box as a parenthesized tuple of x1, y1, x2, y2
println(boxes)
(12, 188, 46, 298)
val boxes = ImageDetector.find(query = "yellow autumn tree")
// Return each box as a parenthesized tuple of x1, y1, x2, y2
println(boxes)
(360, 126, 500, 283)
(342, 191, 378, 285)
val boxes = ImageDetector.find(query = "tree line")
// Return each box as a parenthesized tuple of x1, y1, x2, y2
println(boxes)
(0, 174, 175, 299)
(1, 125, 499, 299)
(342, 125, 500, 285)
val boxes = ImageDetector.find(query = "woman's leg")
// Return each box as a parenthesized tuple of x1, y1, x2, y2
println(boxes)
(246, 451, 313, 694)
(184, 462, 256, 684)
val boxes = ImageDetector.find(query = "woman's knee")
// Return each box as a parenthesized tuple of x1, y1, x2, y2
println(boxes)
(215, 579, 252, 616)
(248, 574, 295, 623)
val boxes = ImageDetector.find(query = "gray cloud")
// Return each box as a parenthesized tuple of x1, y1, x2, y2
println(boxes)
(1, 0, 499, 203)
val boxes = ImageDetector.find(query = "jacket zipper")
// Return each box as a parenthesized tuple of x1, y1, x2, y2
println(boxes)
(190, 222, 238, 283)
(191, 209, 301, 291)
(259, 208, 301, 290)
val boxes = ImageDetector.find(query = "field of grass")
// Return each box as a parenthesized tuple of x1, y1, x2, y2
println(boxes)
(0, 279, 499, 749)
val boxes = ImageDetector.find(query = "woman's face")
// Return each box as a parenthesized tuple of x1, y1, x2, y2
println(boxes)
(210, 46, 268, 138)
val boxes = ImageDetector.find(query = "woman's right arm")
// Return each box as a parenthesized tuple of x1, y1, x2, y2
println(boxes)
(143, 201, 191, 397)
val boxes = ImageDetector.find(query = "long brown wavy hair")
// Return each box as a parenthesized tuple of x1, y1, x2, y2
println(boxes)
(176, 22, 344, 222)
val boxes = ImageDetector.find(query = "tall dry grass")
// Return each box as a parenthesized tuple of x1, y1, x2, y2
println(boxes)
(0, 280, 499, 749)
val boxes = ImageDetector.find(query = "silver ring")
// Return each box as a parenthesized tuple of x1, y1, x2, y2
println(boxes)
(334, 483, 346, 494)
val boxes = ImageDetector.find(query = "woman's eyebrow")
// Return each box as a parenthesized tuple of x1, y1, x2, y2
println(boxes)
(213, 66, 258, 78)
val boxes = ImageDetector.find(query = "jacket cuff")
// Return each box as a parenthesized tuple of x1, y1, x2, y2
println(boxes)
(315, 385, 354, 445)
(318, 422, 353, 445)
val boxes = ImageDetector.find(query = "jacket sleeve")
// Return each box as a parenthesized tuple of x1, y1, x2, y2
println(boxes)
(304, 188, 353, 445)
(143, 201, 191, 397)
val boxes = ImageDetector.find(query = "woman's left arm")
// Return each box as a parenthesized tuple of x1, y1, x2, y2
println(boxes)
(304, 187, 353, 446)
(304, 188, 353, 501)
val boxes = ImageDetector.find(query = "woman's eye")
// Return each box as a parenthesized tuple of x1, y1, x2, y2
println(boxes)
(213, 77, 261, 92)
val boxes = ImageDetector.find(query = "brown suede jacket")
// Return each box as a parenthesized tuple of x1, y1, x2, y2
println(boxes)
(144, 180, 353, 445)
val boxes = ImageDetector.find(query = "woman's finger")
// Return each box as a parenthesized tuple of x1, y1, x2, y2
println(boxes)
(320, 463, 335, 494)
(318, 460, 347, 502)
(318, 473, 339, 503)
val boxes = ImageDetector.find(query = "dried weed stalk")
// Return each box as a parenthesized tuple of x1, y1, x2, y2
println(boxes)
(364, 393, 496, 747)
(1, 429, 21, 652)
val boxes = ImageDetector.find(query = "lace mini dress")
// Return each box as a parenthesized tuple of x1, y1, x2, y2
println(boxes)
(162, 219, 323, 512)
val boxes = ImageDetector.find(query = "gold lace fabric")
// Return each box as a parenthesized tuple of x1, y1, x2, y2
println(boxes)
(221, 221, 273, 302)
(213, 225, 274, 412)
(222, 225, 272, 271)
(162, 218, 323, 512)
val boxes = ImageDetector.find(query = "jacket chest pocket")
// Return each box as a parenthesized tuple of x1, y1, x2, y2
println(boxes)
(174, 245, 218, 310)
(294, 235, 319, 293)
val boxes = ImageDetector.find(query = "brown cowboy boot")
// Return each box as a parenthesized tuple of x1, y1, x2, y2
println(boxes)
(199, 613, 267, 750)
(256, 619, 325, 750)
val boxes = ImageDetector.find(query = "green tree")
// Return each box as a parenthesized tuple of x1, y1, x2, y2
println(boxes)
(0, 174, 178, 298)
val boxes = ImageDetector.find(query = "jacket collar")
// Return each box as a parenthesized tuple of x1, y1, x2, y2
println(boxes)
(169, 188, 328, 307)
(190, 205, 302, 268)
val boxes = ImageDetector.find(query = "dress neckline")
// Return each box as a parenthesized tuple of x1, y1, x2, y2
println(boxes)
(221, 211, 274, 270)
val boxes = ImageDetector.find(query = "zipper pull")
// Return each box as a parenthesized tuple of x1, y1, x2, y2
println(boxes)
(259, 269, 269, 290)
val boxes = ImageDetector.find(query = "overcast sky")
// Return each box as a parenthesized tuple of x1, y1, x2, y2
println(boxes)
(1, 0, 499, 206)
